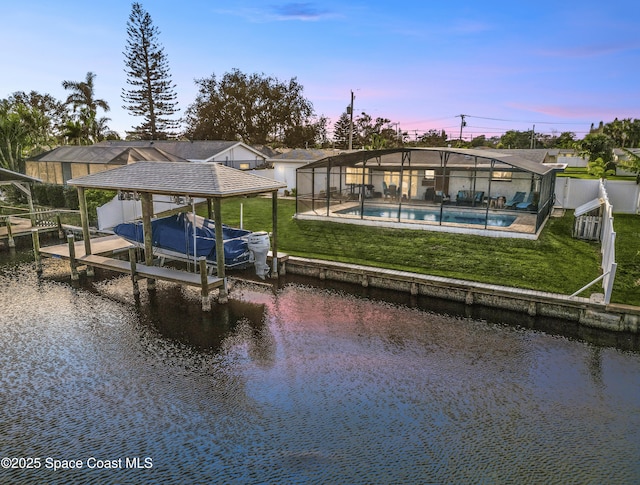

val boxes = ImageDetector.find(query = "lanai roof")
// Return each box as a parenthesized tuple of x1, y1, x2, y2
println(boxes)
(67, 161, 285, 198)
(301, 147, 565, 176)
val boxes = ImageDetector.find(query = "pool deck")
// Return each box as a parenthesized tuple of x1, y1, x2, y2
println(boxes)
(297, 200, 539, 239)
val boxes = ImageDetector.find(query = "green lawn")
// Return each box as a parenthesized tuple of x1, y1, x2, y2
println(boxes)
(557, 167, 636, 181)
(213, 196, 639, 306)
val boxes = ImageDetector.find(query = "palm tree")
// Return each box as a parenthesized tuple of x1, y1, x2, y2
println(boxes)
(62, 72, 110, 143)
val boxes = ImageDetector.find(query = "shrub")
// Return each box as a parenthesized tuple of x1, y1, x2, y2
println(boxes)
(85, 189, 117, 221)
(63, 187, 79, 210)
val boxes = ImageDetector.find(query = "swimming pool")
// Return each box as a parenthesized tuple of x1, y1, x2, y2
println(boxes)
(336, 205, 517, 227)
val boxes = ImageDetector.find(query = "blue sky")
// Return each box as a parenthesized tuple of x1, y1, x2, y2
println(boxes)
(2, 0, 639, 141)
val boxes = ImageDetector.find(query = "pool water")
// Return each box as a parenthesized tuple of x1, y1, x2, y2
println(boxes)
(336, 205, 517, 227)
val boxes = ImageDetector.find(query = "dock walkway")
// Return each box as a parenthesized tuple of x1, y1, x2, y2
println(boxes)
(38, 235, 225, 309)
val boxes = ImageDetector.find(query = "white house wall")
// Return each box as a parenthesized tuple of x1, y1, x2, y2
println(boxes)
(273, 162, 306, 193)
(447, 170, 532, 201)
(211, 145, 265, 169)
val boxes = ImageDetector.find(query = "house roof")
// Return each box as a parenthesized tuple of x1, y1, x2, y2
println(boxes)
(95, 140, 267, 161)
(67, 161, 286, 198)
(269, 148, 354, 162)
(0, 167, 41, 184)
(27, 146, 185, 164)
(300, 147, 564, 176)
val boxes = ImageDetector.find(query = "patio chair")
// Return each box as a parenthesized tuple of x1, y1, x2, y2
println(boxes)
(516, 192, 538, 211)
(382, 181, 390, 198)
(434, 191, 450, 204)
(504, 191, 526, 209)
(388, 184, 398, 199)
(473, 191, 484, 206)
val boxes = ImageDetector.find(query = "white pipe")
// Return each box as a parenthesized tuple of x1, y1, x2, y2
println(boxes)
(192, 198, 197, 269)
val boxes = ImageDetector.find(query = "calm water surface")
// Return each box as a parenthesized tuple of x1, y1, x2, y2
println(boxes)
(0, 244, 639, 484)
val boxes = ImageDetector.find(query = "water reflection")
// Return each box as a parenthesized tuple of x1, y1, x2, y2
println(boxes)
(0, 247, 639, 484)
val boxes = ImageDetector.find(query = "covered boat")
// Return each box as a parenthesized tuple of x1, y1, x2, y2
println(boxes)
(113, 213, 252, 268)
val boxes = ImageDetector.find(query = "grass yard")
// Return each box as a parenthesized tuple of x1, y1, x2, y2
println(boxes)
(214, 196, 638, 306)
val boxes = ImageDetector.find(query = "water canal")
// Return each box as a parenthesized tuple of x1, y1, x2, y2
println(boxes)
(1, 242, 639, 484)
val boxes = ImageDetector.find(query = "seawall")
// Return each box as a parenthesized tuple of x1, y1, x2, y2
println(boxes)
(280, 256, 640, 334)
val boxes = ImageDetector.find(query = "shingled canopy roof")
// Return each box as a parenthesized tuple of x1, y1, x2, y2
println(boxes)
(67, 161, 285, 197)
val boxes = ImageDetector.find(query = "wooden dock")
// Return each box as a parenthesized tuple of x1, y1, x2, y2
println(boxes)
(39, 234, 133, 259)
(37, 235, 225, 310)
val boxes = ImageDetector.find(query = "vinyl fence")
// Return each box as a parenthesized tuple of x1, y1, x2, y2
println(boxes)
(570, 180, 617, 303)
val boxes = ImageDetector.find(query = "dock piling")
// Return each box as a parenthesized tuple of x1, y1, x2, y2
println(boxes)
(5, 216, 15, 248)
(129, 247, 140, 296)
(199, 257, 211, 311)
(31, 229, 42, 274)
(67, 234, 79, 280)
(56, 212, 64, 239)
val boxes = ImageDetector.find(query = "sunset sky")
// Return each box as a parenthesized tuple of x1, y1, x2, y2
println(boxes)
(2, 0, 639, 141)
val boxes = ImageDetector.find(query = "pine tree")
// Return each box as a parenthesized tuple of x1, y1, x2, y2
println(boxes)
(332, 112, 352, 149)
(122, 3, 178, 140)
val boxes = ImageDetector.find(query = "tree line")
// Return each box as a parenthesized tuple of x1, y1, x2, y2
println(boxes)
(1, 2, 640, 179)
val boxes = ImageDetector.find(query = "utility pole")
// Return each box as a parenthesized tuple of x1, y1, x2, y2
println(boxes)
(347, 90, 355, 150)
(530, 124, 535, 149)
(457, 114, 467, 146)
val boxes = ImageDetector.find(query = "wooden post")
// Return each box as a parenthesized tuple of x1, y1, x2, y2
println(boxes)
(213, 198, 228, 304)
(199, 256, 211, 311)
(128, 247, 139, 296)
(5, 216, 15, 248)
(67, 234, 79, 280)
(271, 191, 278, 278)
(141, 192, 155, 290)
(207, 198, 213, 220)
(77, 187, 93, 277)
(56, 212, 64, 239)
(32, 229, 42, 274)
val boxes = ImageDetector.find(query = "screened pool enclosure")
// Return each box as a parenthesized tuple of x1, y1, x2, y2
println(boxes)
(295, 148, 565, 237)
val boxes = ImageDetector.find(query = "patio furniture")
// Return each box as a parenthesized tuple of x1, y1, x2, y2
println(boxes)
(434, 191, 450, 204)
(456, 190, 484, 207)
(490, 196, 505, 209)
(516, 192, 538, 211)
(424, 187, 435, 201)
(504, 191, 526, 209)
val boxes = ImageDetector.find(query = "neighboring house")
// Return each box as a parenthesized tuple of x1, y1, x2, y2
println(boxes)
(268, 148, 352, 193)
(95, 140, 268, 170)
(25, 146, 185, 185)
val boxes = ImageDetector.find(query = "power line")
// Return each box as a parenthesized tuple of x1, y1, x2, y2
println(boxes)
(464, 114, 586, 125)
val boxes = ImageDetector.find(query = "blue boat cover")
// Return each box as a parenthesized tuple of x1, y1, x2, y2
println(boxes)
(114, 213, 252, 266)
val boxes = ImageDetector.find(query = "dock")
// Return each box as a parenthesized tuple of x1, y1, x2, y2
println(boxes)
(37, 234, 225, 310)
(1, 215, 62, 247)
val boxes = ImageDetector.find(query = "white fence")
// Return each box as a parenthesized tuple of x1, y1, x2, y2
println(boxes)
(570, 180, 617, 303)
(555, 177, 640, 214)
(599, 182, 617, 304)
